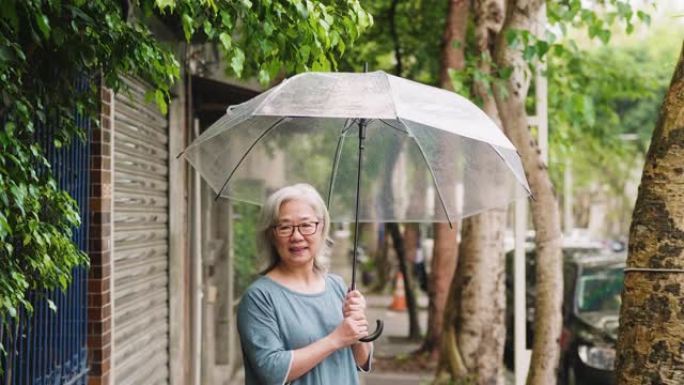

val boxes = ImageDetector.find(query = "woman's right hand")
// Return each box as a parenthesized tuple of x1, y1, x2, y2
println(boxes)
(330, 314, 369, 348)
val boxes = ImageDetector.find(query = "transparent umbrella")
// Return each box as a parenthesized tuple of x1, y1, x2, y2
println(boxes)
(180, 71, 531, 341)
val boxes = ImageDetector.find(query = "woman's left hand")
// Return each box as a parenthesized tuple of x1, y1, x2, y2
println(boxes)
(343, 290, 367, 319)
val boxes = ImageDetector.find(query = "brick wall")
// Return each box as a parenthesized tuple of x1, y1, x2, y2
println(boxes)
(87, 86, 114, 385)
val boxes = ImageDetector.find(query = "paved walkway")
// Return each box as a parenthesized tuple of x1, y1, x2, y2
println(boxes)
(360, 293, 434, 385)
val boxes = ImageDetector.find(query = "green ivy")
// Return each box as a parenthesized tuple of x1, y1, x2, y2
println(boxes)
(0, 0, 370, 361)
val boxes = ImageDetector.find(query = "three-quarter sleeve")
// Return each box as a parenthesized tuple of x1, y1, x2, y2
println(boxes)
(238, 290, 293, 385)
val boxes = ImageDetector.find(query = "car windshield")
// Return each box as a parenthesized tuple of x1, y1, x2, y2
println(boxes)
(576, 266, 624, 313)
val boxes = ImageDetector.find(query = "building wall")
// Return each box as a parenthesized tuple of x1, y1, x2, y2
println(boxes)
(87, 86, 115, 385)
(169, 62, 192, 385)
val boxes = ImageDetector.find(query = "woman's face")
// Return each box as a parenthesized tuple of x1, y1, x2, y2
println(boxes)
(273, 199, 323, 269)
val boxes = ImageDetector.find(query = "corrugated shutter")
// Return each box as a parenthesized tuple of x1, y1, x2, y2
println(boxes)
(112, 77, 169, 385)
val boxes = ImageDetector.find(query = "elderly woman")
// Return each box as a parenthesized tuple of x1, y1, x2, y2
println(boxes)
(237, 183, 373, 385)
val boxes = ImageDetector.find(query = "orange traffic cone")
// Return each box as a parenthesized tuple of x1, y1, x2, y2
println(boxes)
(388, 272, 407, 312)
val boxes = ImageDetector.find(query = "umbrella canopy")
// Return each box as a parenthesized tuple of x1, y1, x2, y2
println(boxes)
(182, 71, 530, 224)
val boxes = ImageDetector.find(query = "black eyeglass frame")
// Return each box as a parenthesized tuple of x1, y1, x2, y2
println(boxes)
(272, 221, 321, 237)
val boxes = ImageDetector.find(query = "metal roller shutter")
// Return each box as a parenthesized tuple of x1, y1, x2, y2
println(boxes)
(112, 77, 170, 385)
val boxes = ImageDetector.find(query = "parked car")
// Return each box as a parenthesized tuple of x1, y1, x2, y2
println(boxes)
(505, 246, 626, 385)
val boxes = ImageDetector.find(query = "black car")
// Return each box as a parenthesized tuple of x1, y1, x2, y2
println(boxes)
(505, 246, 626, 385)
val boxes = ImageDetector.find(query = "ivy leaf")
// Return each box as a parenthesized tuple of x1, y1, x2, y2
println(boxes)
(536, 40, 550, 58)
(219, 32, 232, 51)
(258, 69, 270, 85)
(637, 10, 651, 25)
(0, 212, 10, 239)
(35, 13, 51, 39)
(299, 44, 311, 63)
(155, 0, 176, 11)
(598, 29, 611, 44)
(181, 13, 194, 42)
(203, 21, 215, 39)
(220, 11, 233, 29)
(0, 0, 19, 31)
(231, 48, 245, 77)
(154, 90, 168, 115)
(47, 299, 57, 313)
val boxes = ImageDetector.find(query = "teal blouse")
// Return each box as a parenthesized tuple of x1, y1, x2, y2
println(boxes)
(237, 273, 371, 385)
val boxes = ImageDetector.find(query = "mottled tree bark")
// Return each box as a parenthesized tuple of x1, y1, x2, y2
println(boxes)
(615, 41, 684, 385)
(493, 1, 563, 385)
(425, 222, 459, 355)
(436, 211, 508, 385)
(439, 0, 471, 90)
(435, 1, 508, 384)
(422, 0, 470, 358)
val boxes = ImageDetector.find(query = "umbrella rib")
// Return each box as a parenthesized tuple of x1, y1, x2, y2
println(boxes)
(487, 144, 533, 198)
(214, 117, 288, 200)
(378, 119, 409, 134)
(398, 118, 454, 228)
(326, 119, 356, 207)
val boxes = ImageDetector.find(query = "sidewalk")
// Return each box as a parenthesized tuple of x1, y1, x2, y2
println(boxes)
(360, 293, 433, 385)
(359, 294, 515, 385)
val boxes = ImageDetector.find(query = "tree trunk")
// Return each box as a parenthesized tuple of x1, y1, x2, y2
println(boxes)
(388, 0, 403, 76)
(436, 1, 508, 384)
(371, 229, 391, 293)
(615, 41, 684, 385)
(422, 0, 470, 359)
(493, 1, 563, 385)
(388, 223, 422, 339)
(404, 223, 419, 275)
(436, 211, 508, 385)
(425, 222, 459, 355)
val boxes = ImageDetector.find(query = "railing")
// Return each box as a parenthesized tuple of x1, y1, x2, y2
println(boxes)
(0, 77, 91, 385)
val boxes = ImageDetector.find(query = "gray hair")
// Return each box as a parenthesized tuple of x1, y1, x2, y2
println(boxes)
(257, 183, 332, 273)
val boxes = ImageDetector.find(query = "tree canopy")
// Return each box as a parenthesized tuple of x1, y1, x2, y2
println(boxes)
(0, 0, 370, 333)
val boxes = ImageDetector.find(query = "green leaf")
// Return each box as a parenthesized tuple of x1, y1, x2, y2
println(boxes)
(505, 30, 519, 47)
(231, 48, 245, 76)
(220, 11, 233, 29)
(0, 212, 10, 239)
(219, 32, 232, 51)
(263, 21, 274, 36)
(203, 21, 215, 38)
(4, 121, 15, 135)
(258, 69, 270, 85)
(155, 0, 176, 11)
(294, 0, 308, 18)
(0, 0, 19, 31)
(299, 44, 311, 62)
(47, 299, 57, 312)
(637, 10, 651, 25)
(35, 13, 51, 39)
(536, 41, 550, 58)
(155, 90, 168, 115)
(598, 29, 611, 44)
(0, 46, 14, 62)
(181, 13, 194, 41)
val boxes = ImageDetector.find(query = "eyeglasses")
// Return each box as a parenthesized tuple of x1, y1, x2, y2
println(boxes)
(273, 221, 320, 237)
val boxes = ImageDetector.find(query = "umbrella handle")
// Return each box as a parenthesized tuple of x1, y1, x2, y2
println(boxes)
(359, 319, 384, 342)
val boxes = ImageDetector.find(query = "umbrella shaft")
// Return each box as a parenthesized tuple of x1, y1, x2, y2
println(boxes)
(351, 119, 367, 291)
